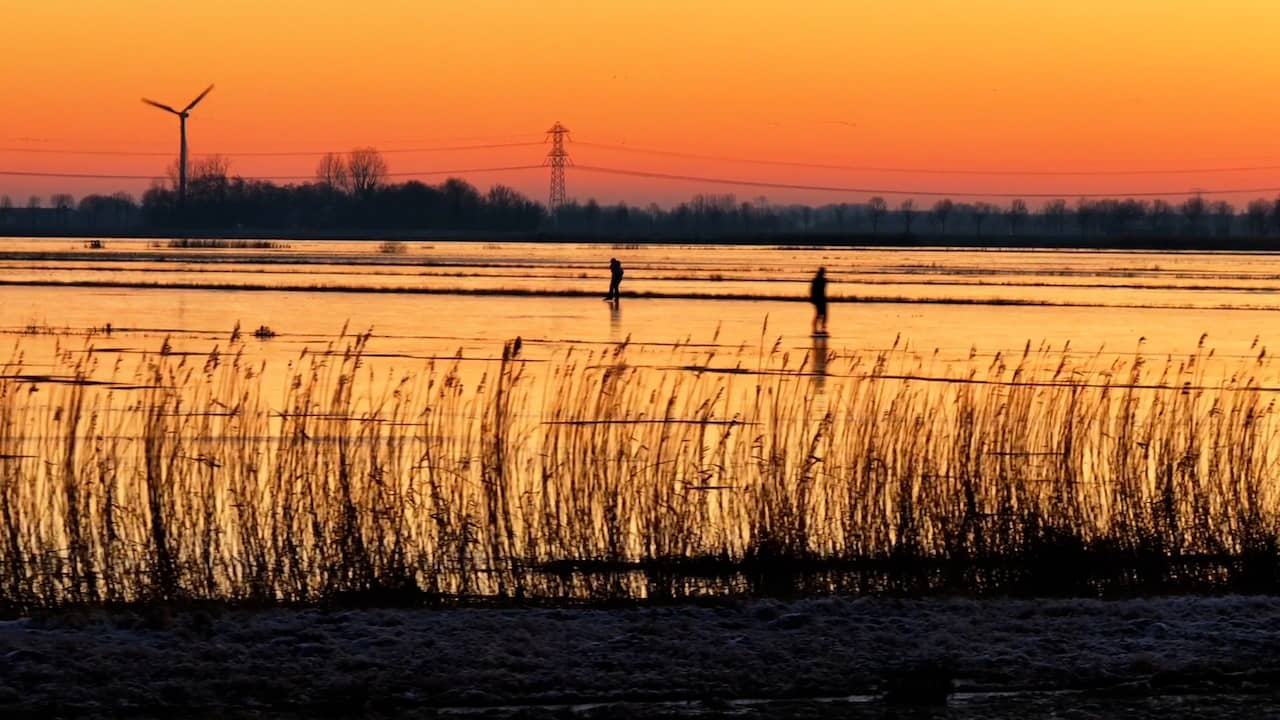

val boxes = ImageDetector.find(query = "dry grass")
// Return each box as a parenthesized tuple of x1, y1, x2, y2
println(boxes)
(1, 331, 1279, 609)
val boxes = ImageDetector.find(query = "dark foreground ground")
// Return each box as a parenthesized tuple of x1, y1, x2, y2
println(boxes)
(4, 595, 1280, 719)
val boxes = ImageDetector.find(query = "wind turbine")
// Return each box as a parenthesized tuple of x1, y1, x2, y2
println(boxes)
(141, 84, 214, 209)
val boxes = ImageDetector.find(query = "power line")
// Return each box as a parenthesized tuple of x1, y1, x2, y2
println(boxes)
(7, 163, 1276, 198)
(0, 165, 545, 182)
(573, 164, 1280, 198)
(0, 141, 544, 158)
(577, 140, 1280, 177)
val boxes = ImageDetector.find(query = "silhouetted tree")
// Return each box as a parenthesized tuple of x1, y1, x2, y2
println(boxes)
(441, 177, 482, 227)
(1042, 199, 1068, 234)
(1098, 199, 1146, 236)
(347, 147, 388, 198)
(166, 154, 231, 191)
(316, 152, 349, 193)
(1246, 199, 1269, 236)
(971, 202, 995, 236)
(487, 184, 544, 231)
(77, 193, 139, 230)
(0, 195, 10, 226)
(609, 203, 630, 234)
(931, 199, 953, 234)
(868, 196, 887, 233)
(195, 155, 231, 180)
(27, 195, 40, 209)
(580, 199, 600, 233)
(832, 202, 849, 231)
(1149, 199, 1175, 235)
(1005, 199, 1027, 235)
(1075, 199, 1096, 238)
(899, 199, 916, 235)
(49, 194, 74, 227)
(1211, 200, 1234, 238)
(1180, 194, 1206, 235)
(738, 201, 752, 234)
(177, 155, 235, 227)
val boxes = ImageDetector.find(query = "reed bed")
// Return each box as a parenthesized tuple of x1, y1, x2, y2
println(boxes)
(1, 331, 1279, 609)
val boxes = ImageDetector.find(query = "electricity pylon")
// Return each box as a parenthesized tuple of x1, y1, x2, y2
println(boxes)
(544, 122, 571, 213)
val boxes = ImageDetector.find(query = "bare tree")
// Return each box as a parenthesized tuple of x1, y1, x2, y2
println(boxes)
(899, 199, 916, 235)
(347, 147, 388, 197)
(832, 202, 848, 232)
(1149, 199, 1174, 235)
(192, 154, 231, 181)
(1097, 199, 1146, 236)
(0, 195, 10, 226)
(867, 196, 887, 234)
(316, 152, 348, 192)
(1180, 194, 1206, 235)
(1042, 199, 1067, 234)
(168, 154, 231, 189)
(1246, 199, 1269, 236)
(1005, 199, 1028, 236)
(971, 202, 995, 237)
(50, 193, 75, 227)
(1210, 200, 1234, 238)
(27, 195, 41, 209)
(1075, 199, 1096, 238)
(164, 159, 180, 188)
(484, 184, 520, 209)
(931, 199, 953, 234)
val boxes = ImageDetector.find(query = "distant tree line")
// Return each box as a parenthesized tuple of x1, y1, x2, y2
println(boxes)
(139, 148, 545, 232)
(551, 194, 1280, 241)
(4, 149, 1280, 243)
(0, 148, 544, 235)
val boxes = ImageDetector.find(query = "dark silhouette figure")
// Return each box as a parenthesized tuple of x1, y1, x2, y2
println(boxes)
(605, 258, 624, 301)
(809, 267, 828, 335)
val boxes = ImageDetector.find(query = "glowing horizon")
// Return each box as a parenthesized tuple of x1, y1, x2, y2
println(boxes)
(3, 0, 1279, 208)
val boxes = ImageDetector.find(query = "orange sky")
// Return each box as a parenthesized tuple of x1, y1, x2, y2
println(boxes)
(3, 0, 1280, 207)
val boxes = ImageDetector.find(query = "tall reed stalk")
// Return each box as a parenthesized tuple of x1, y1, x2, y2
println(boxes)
(0, 330, 1279, 608)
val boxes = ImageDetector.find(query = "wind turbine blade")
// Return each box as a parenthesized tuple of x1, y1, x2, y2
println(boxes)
(141, 98, 180, 114)
(183, 84, 215, 113)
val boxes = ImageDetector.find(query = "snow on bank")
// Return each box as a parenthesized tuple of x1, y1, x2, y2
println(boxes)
(2, 596, 1280, 718)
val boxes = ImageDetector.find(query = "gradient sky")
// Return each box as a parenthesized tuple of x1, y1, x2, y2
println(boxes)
(3, 0, 1279, 207)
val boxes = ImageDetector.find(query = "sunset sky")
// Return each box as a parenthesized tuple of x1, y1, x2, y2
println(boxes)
(3, 0, 1279, 207)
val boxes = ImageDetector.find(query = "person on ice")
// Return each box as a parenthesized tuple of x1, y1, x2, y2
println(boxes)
(810, 266, 829, 335)
(605, 258, 624, 301)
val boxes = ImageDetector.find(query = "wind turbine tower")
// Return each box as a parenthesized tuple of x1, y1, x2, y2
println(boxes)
(141, 84, 215, 209)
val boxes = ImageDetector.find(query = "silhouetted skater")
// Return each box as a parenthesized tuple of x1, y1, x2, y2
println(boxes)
(604, 258, 624, 301)
(810, 267, 829, 335)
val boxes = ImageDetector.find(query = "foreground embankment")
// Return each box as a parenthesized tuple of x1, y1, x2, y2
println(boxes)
(3, 595, 1280, 718)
